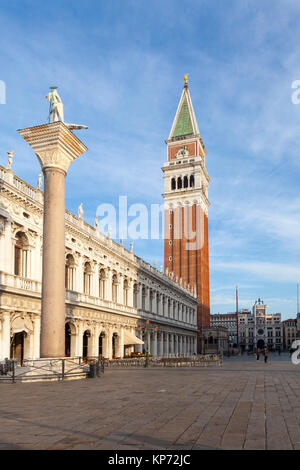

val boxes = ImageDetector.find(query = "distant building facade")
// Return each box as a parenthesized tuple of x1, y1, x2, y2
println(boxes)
(210, 313, 237, 347)
(282, 319, 297, 350)
(211, 300, 283, 351)
(201, 326, 228, 355)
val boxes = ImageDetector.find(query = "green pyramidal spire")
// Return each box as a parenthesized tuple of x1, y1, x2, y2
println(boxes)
(172, 95, 193, 137)
(169, 84, 200, 139)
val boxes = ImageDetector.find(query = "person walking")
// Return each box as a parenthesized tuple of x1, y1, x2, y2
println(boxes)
(264, 346, 269, 363)
(256, 349, 260, 360)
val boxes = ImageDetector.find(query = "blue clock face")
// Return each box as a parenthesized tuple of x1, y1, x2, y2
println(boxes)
(258, 329, 264, 335)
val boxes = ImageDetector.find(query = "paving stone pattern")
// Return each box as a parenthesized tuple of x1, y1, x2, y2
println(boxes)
(1, 353, 300, 450)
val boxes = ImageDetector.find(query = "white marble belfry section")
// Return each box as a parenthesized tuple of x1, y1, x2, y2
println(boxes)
(0, 161, 198, 360)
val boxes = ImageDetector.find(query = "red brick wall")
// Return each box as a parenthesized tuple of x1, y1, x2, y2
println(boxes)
(164, 204, 210, 353)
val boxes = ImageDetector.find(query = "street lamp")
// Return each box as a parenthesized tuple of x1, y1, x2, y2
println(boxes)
(138, 320, 158, 368)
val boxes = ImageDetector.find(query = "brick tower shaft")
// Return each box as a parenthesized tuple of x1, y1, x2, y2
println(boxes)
(162, 80, 210, 352)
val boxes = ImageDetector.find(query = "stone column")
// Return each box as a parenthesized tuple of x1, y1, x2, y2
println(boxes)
(128, 281, 134, 307)
(118, 327, 124, 358)
(145, 287, 150, 312)
(1, 311, 11, 360)
(33, 316, 41, 359)
(146, 330, 151, 354)
(137, 284, 143, 310)
(153, 331, 158, 357)
(169, 334, 172, 356)
(18, 122, 87, 358)
(0, 216, 13, 274)
(166, 333, 169, 357)
(193, 336, 197, 355)
(76, 322, 84, 357)
(107, 329, 113, 359)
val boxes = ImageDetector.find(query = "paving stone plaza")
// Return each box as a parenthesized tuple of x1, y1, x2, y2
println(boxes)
(1, 354, 300, 450)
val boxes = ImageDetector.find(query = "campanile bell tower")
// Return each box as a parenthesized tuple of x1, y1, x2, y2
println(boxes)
(162, 78, 210, 351)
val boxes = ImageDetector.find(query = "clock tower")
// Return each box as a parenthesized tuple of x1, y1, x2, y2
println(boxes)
(162, 79, 210, 351)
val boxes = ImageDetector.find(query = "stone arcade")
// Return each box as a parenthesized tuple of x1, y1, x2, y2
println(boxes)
(0, 163, 198, 362)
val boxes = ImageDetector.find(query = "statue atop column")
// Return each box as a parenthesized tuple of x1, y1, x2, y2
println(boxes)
(45, 86, 64, 123)
(45, 86, 88, 130)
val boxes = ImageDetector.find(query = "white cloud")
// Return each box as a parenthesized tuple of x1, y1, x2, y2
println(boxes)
(213, 260, 300, 283)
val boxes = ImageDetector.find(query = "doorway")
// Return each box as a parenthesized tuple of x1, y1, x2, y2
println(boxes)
(10, 332, 25, 364)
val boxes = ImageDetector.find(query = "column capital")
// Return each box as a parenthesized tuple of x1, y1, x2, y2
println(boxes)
(18, 121, 87, 173)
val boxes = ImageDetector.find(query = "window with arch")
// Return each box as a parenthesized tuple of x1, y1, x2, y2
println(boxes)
(83, 262, 92, 295)
(171, 178, 176, 190)
(65, 254, 76, 290)
(190, 175, 195, 187)
(14, 232, 29, 277)
(99, 268, 106, 299)
(184, 176, 188, 188)
(177, 177, 182, 190)
(112, 273, 118, 303)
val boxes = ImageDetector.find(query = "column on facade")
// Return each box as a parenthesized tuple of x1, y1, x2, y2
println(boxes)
(158, 332, 163, 356)
(178, 304, 182, 322)
(0, 217, 12, 274)
(116, 274, 122, 305)
(128, 280, 134, 307)
(92, 323, 100, 356)
(106, 327, 112, 359)
(152, 330, 158, 357)
(136, 283, 142, 310)
(145, 287, 150, 312)
(106, 269, 112, 302)
(169, 333, 173, 356)
(32, 315, 41, 359)
(193, 336, 197, 355)
(24, 326, 34, 359)
(91, 263, 98, 297)
(160, 295, 164, 316)
(175, 335, 178, 356)
(33, 235, 42, 282)
(146, 330, 151, 355)
(169, 299, 173, 319)
(135, 328, 143, 354)
(166, 332, 169, 357)
(76, 322, 84, 357)
(0, 311, 10, 360)
(118, 327, 124, 358)
(76, 255, 84, 295)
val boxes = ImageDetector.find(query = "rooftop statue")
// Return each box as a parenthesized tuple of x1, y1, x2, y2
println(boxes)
(78, 202, 84, 219)
(37, 172, 43, 190)
(6, 151, 14, 170)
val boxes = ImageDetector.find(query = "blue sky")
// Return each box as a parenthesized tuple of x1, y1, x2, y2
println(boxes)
(1, 0, 300, 318)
